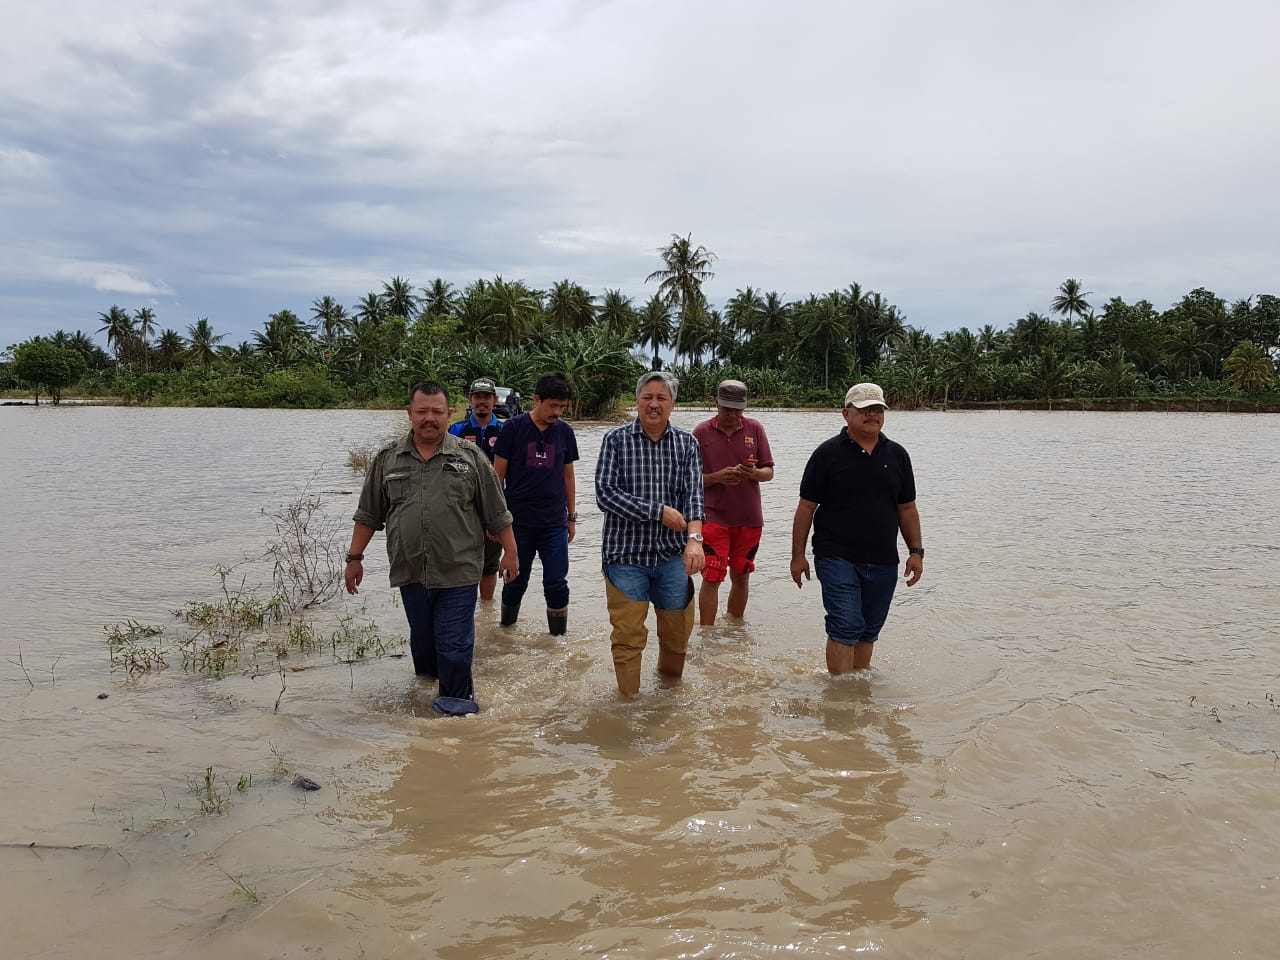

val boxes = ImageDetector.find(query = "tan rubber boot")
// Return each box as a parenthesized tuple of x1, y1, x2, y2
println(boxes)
(605, 579, 649, 697)
(655, 578, 695, 680)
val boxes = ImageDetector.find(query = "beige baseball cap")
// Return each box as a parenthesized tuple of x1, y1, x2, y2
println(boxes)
(843, 382, 889, 409)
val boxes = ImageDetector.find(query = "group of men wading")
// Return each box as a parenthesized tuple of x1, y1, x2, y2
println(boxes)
(344, 372, 924, 714)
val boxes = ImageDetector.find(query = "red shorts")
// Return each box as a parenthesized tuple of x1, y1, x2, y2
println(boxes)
(701, 523, 762, 583)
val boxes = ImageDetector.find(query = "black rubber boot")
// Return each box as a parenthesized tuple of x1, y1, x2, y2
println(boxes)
(547, 607, 568, 636)
(500, 603, 520, 627)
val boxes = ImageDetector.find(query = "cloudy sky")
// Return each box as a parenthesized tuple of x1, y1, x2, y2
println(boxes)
(3, 0, 1278, 350)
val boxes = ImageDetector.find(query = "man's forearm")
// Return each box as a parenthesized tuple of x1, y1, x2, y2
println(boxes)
(898, 502, 922, 549)
(348, 523, 377, 556)
(791, 504, 815, 559)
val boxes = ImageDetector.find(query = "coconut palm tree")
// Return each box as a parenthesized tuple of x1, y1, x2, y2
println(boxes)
(1093, 349, 1138, 397)
(725, 286, 765, 343)
(486, 276, 542, 348)
(1189, 297, 1234, 377)
(311, 296, 349, 343)
(1014, 311, 1055, 354)
(254, 310, 312, 367)
(421, 278, 458, 319)
(1024, 346, 1074, 407)
(154, 329, 185, 370)
(635, 295, 673, 369)
(133, 307, 158, 348)
(645, 233, 717, 360)
(752, 291, 792, 368)
(977, 324, 1001, 355)
(185, 318, 225, 367)
(97, 305, 137, 365)
(68, 330, 110, 369)
(861, 291, 906, 372)
(704, 309, 737, 362)
(545, 280, 597, 332)
(892, 327, 937, 372)
(1076, 311, 1103, 361)
(455, 279, 498, 344)
(381, 276, 419, 321)
(1223, 341, 1278, 393)
(794, 293, 849, 389)
(1162, 320, 1213, 380)
(938, 328, 984, 402)
(597, 289, 637, 337)
(354, 292, 385, 326)
(1050, 278, 1092, 325)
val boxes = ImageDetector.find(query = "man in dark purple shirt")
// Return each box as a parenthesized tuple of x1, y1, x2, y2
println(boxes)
(492, 372, 580, 635)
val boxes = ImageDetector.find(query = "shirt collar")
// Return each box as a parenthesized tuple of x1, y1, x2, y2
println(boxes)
(397, 431, 463, 461)
(709, 414, 744, 436)
(628, 417, 672, 441)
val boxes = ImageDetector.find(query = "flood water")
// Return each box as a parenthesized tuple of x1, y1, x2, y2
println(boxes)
(2, 405, 1279, 959)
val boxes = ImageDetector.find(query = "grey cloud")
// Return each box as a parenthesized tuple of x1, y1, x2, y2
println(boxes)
(3, 0, 1279, 351)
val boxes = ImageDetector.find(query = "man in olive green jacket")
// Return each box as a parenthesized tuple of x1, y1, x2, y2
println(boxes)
(345, 381, 517, 714)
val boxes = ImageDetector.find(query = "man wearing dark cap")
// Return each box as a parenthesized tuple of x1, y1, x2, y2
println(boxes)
(692, 379, 775, 626)
(790, 382, 924, 674)
(449, 377, 507, 600)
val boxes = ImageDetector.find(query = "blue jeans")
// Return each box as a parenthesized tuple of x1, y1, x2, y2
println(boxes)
(604, 554, 691, 610)
(399, 583, 478, 699)
(501, 523, 569, 610)
(814, 557, 899, 645)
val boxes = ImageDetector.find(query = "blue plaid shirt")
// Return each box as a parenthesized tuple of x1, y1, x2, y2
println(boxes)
(596, 418, 705, 565)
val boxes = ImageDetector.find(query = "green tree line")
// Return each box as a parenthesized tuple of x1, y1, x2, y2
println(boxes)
(3, 235, 1278, 409)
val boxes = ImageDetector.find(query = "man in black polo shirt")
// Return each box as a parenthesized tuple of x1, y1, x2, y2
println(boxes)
(790, 382, 924, 674)
(449, 377, 506, 600)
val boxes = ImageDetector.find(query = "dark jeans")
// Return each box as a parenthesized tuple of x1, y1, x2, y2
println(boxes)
(814, 557, 899, 645)
(500, 523, 570, 610)
(399, 583, 478, 699)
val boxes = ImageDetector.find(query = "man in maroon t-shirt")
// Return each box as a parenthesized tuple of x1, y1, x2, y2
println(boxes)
(691, 379, 775, 625)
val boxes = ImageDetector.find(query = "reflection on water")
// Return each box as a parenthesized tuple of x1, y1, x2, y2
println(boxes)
(363, 626, 926, 955)
(2, 407, 1280, 958)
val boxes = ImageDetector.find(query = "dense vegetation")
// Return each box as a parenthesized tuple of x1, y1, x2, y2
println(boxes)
(3, 235, 1278, 410)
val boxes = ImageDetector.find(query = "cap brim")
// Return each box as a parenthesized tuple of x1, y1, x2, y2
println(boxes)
(717, 399, 747, 409)
(848, 399, 889, 409)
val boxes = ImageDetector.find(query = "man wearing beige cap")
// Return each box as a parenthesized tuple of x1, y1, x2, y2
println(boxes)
(790, 382, 924, 673)
(692, 379, 775, 625)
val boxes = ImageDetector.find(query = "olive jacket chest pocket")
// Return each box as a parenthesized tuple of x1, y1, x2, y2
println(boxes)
(443, 456, 478, 504)
(384, 469, 412, 505)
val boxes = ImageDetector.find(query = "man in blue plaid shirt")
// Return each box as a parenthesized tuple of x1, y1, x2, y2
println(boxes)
(595, 370, 705, 697)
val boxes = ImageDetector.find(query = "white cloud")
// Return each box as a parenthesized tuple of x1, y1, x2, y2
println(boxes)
(75, 266, 171, 297)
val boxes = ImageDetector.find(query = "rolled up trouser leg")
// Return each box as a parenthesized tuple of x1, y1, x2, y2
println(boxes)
(655, 577, 695, 678)
(605, 579, 649, 696)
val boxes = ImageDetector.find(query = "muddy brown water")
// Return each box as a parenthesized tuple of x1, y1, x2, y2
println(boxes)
(2, 406, 1278, 959)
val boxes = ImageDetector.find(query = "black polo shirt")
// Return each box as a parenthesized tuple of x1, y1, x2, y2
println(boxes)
(798, 430, 917, 565)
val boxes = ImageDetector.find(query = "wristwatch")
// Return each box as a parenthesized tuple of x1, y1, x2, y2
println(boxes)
(908, 547, 925, 557)
(688, 532, 705, 543)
